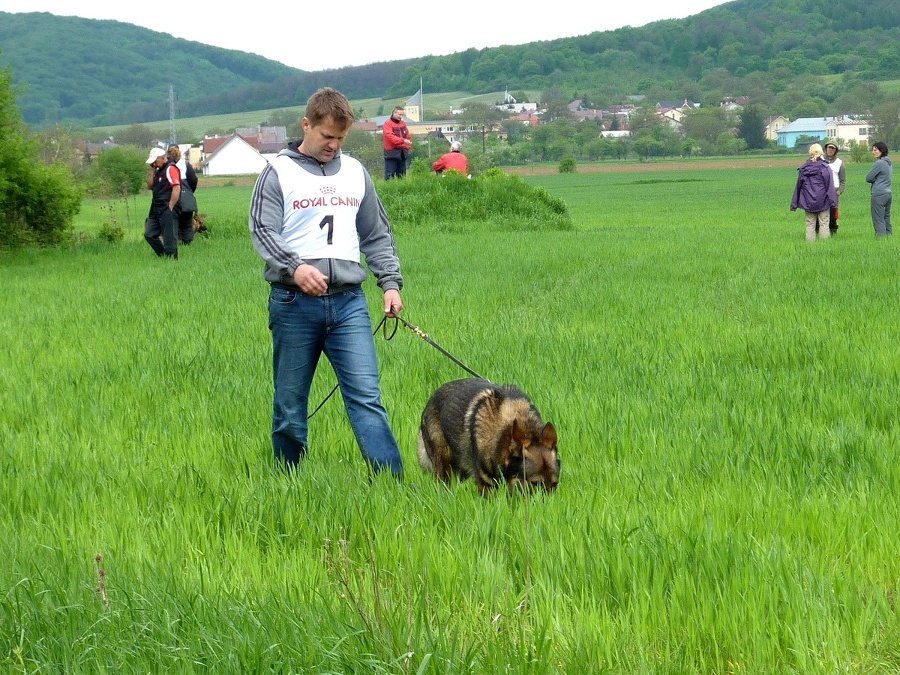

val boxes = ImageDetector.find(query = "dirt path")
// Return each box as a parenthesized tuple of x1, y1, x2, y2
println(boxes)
(504, 157, 802, 176)
(201, 157, 803, 187)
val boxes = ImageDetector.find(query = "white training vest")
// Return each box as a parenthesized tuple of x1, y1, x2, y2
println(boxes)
(270, 154, 365, 262)
(828, 157, 843, 190)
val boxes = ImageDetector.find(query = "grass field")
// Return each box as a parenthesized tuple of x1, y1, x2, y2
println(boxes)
(2, 161, 899, 672)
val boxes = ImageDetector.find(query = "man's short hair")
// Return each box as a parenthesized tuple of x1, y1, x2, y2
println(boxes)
(305, 87, 355, 129)
(392, 106, 405, 114)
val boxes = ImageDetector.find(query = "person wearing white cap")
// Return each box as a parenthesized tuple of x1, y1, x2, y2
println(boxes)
(432, 140, 469, 175)
(144, 147, 182, 258)
(823, 141, 846, 236)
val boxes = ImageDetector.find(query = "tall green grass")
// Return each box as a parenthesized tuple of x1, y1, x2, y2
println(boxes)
(2, 163, 899, 672)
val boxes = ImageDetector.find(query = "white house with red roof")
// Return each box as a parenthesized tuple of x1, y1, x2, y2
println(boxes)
(201, 134, 269, 176)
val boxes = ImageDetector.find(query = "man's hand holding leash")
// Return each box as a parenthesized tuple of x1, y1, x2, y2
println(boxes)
(384, 289, 403, 318)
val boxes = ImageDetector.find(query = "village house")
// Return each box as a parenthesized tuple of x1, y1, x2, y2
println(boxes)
(235, 126, 288, 154)
(567, 100, 603, 121)
(764, 115, 789, 141)
(196, 126, 287, 176)
(719, 96, 750, 111)
(510, 111, 542, 127)
(74, 138, 117, 162)
(776, 116, 873, 149)
(657, 100, 700, 121)
(497, 91, 538, 114)
(826, 116, 875, 148)
(200, 134, 269, 176)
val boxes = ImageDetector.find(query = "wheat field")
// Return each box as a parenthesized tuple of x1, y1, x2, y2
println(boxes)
(2, 161, 898, 672)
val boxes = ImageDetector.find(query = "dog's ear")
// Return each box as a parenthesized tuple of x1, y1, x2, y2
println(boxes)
(540, 422, 558, 450)
(508, 418, 528, 459)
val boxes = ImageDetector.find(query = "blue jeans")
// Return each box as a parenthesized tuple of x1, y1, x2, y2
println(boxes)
(268, 285, 403, 476)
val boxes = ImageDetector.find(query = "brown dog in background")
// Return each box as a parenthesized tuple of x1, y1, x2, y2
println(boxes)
(417, 378, 560, 495)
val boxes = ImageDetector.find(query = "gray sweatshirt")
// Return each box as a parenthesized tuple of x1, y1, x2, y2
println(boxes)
(865, 156, 893, 196)
(249, 143, 402, 293)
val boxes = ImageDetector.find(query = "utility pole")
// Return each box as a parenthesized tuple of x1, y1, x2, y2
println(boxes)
(168, 85, 177, 146)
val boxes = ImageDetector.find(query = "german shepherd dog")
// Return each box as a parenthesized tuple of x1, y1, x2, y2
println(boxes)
(417, 378, 560, 494)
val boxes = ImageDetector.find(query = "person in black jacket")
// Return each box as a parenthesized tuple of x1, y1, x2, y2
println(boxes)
(145, 147, 181, 258)
(167, 145, 199, 244)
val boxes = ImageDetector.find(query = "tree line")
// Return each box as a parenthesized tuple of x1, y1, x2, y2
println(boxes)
(2, 0, 898, 130)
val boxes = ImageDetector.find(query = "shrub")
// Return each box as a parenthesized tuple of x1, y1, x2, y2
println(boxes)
(97, 220, 125, 243)
(0, 65, 82, 248)
(559, 156, 577, 173)
(84, 146, 147, 198)
(377, 168, 572, 233)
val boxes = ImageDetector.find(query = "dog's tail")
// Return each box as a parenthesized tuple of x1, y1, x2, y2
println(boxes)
(416, 431, 435, 472)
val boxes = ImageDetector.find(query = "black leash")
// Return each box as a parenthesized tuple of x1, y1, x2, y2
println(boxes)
(308, 315, 484, 419)
(391, 315, 485, 380)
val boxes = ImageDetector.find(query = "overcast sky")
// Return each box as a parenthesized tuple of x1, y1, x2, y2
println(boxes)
(2, 1, 729, 72)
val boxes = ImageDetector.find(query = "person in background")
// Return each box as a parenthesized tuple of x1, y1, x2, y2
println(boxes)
(249, 87, 405, 477)
(144, 147, 181, 258)
(432, 140, 469, 175)
(866, 141, 893, 237)
(382, 106, 412, 179)
(167, 144, 199, 244)
(790, 143, 837, 242)
(823, 141, 845, 236)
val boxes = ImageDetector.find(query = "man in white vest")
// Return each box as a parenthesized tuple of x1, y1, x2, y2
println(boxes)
(249, 88, 404, 477)
(824, 141, 846, 236)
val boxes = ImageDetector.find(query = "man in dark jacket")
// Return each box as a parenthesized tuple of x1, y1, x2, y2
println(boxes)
(382, 106, 412, 179)
(144, 147, 182, 258)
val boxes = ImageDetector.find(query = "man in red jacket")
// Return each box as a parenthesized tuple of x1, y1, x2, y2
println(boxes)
(382, 106, 412, 179)
(432, 141, 469, 175)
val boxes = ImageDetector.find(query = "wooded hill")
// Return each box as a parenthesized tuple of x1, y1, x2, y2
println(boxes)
(1, 0, 899, 128)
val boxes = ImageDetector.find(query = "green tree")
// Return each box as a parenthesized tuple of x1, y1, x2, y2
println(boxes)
(848, 140, 870, 163)
(264, 108, 302, 128)
(738, 104, 767, 150)
(629, 107, 681, 159)
(36, 124, 88, 177)
(715, 130, 747, 155)
(115, 124, 158, 147)
(791, 97, 828, 118)
(871, 99, 900, 151)
(343, 127, 383, 177)
(88, 146, 147, 197)
(457, 102, 510, 131)
(0, 65, 81, 248)
(541, 87, 572, 122)
(632, 135, 665, 161)
(628, 106, 663, 136)
(682, 107, 735, 155)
